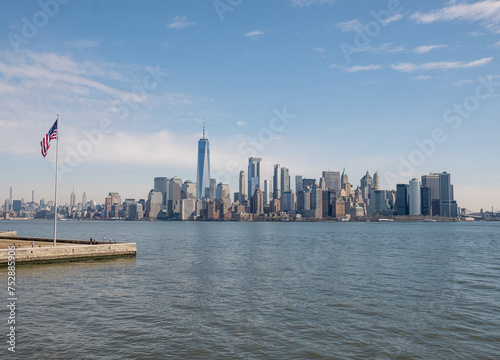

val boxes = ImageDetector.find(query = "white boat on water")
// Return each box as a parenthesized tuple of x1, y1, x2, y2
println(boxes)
(378, 218, 394, 222)
(424, 218, 437, 222)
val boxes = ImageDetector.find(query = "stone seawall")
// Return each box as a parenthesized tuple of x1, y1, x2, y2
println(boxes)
(0, 231, 18, 238)
(0, 236, 136, 264)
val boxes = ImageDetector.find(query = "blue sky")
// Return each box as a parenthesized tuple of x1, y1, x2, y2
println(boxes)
(0, 0, 499, 211)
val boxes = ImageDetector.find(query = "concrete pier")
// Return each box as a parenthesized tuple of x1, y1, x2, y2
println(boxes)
(0, 232, 136, 264)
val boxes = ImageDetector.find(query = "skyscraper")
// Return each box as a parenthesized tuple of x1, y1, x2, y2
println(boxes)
(295, 175, 303, 193)
(421, 174, 440, 201)
(263, 179, 271, 205)
(373, 171, 380, 190)
(239, 170, 246, 202)
(360, 171, 373, 201)
(322, 171, 340, 195)
(252, 189, 264, 215)
(421, 186, 431, 216)
(248, 157, 262, 198)
(82, 191, 87, 210)
(196, 122, 210, 199)
(273, 164, 282, 200)
(439, 172, 458, 217)
(181, 180, 196, 199)
(215, 182, 230, 200)
(341, 168, 349, 190)
(70, 188, 76, 209)
(9, 187, 12, 211)
(396, 184, 409, 216)
(154, 177, 169, 207)
(147, 190, 163, 219)
(281, 167, 290, 194)
(409, 178, 421, 216)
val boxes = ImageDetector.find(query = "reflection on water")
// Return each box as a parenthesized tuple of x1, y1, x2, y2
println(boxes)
(1, 220, 499, 359)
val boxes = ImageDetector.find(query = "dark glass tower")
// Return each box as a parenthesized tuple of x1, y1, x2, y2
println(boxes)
(196, 122, 210, 200)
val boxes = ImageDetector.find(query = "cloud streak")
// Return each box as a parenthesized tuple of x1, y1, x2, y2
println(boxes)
(245, 30, 265, 39)
(390, 57, 493, 72)
(411, 0, 500, 32)
(413, 44, 448, 54)
(291, 0, 336, 7)
(167, 16, 195, 30)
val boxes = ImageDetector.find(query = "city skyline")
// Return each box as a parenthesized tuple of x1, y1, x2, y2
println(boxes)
(1, 1, 499, 211)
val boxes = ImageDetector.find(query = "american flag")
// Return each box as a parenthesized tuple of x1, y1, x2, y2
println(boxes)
(41, 118, 58, 157)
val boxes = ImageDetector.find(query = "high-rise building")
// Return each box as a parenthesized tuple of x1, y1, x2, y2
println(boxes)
(216, 182, 230, 200)
(421, 186, 431, 216)
(310, 185, 323, 219)
(9, 187, 12, 211)
(252, 189, 264, 215)
(168, 177, 182, 203)
(105, 192, 121, 218)
(281, 167, 290, 194)
(396, 184, 409, 216)
(181, 199, 196, 220)
(322, 171, 341, 195)
(209, 178, 216, 199)
(181, 180, 196, 199)
(421, 174, 440, 202)
(281, 190, 296, 212)
(297, 188, 310, 212)
(82, 191, 87, 210)
(439, 172, 458, 217)
(248, 157, 262, 198)
(273, 164, 282, 200)
(12, 200, 22, 212)
(239, 170, 246, 202)
(367, 189, 390, 215)
(168, 180, 181, 217)
(319, 177, 326, 190)
(341, 168, 349, 190)
(154, 177, 169, 207)
(263, 179, 271, 206)
(196, 122, 210, 199)
(303, 178, 316, 188)
(409, 178, 421, 216)
(295, 175, 303, 193)
(373, 171, 380, 190)
(360, 171, 374, 201)
(147, 190, 163, 219)
(70, 188, 76, 209)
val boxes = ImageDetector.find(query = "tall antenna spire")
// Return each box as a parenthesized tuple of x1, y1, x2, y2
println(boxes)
(203, 119, 206, 140)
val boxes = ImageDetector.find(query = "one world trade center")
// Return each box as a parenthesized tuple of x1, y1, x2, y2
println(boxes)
(196, 122, 210, 199)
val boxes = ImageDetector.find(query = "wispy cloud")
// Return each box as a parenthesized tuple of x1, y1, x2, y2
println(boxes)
(413, 75, 432, 81)
(411, 0, 500, 32)
(390, 57, 493, 73)
(452, 79, 475, 86)
(313, 47, 325, 53)
(330, 64, 383, 73)
(291, 0, 336, 7)
(245, 30, 265, 40)
(345, 64, 382, 73)
(64, 39, 101, 49)
(167, 16, 195, 30)
(413, 44, 448, 54)
(383, 13, 403, 25)
(488, 40, 500, 48)
(336, 19, 364, 32)
(236, 121, 246, 126)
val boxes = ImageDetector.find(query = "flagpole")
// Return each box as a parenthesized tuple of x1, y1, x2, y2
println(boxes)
(53, 115, 59, 247)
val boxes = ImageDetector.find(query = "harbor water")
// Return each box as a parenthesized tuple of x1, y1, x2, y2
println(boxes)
(1, 220, 499, 359)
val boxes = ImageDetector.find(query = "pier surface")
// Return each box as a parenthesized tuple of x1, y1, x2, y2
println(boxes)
(0, 232, 136, 264)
